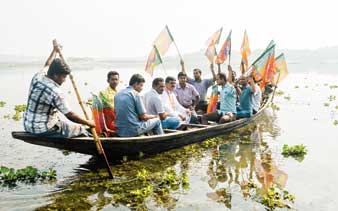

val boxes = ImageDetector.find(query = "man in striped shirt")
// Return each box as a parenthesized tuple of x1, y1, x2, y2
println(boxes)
(23, 41, 95, 138)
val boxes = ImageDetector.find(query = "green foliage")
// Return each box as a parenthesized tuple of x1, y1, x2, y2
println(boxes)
(275, 90, 284, 96)
(282, 144, 307, 162)
(333, 120, 338, 126)
(12, 104, 27, 121)
(271, 104, 280, 111)
(328, 95, 336, 101)
(324, 102, 330, 107)
(261, 186, 294, 209)
(335, 105, 338, 110)
(3, 114, 11, 119)
(0, 101, 6, 108)
(294, 86, 299, 89)
(329, 85, 338, 89)
(0, 166, 56, 186)
(283, 95, 291, 101)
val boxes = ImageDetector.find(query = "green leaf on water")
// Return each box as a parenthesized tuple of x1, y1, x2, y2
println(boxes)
(333, 120, 338, 126)
(324, 103, 330, 107)
(0, 101, 6, 108)
(284, 96, 291, 101)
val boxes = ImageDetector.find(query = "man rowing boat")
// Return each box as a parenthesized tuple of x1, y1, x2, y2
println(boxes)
(23, 41, 95, 138)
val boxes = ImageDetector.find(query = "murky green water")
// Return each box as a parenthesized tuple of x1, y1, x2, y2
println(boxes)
(1, 63, 338, 210)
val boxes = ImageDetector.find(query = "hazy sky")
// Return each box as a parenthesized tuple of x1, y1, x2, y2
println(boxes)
(1, 0, 337, 58)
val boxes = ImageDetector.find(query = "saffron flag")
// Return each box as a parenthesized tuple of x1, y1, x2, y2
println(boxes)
(250, 44, 276, 82)
(240, 30, 251, 72)
(274, 53, 288, 84)
(205, 28, 223, 63)
(260, 50, 276, 89)
(207, 85, 219, 113)
(145, 46, 163, 76)
(91, 94, 109, 136)
(216, 30, 232, 64)
(154, 25, 174, 55)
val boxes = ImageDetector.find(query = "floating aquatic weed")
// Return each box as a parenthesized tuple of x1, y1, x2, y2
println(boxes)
(294, 86, 299, 89)
(275, 90, 284, 96)
(12, 104, 27, 121)
(0, 166, 56, 187)
(282, 144, 307, 162)
(305, 85, 308, 88)
(329, 85, 338, 89)
(328, 95, 336, 101)
(3, 114, 11, 119)
(324, 83, 328, 86)
(284, 96, 291, 101)
(324, 102, 330, 107)
(0, 101, 6, 108)
(335, 105, 338, 110)
(333, 120, 338, 126)
(271, 104, 280, 111)
(84, 82, 88, 86)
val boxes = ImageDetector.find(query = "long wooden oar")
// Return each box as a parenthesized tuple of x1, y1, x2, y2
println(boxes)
(56, 42, 114, 178)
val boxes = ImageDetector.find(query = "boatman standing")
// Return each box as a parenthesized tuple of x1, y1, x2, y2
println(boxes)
(23, 41, 95, 138)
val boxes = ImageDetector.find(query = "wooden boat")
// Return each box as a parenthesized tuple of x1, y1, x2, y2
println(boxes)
(12, 97, 271, 159)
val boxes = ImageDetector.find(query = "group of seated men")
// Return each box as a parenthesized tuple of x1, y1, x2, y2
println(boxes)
(23, 43, 262, 138)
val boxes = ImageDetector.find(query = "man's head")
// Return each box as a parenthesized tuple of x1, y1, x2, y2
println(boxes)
(177, 72, 187, 87)
(216, 73, 227, 86)
(193, 68, 202, 80)
(107, 71, 119, 90)
(47, 58, 71, 85)
(239, 75, 248, 86)
(152, 77, 165, 94)
(165, 76, 176, 91)
(129, 74, 145, 92)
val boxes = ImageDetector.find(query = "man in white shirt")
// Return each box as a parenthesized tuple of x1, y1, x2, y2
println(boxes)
(160, 76, 191, 124)
(143, 78, 181, 129)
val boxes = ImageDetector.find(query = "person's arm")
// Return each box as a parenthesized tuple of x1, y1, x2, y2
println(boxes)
(65, 112, 95, 127)
(158, 112, 169, 120)
(139, 113, 157, 121)
(180, 59, 186, 73)
(193, 95, 200, 108)
(227, 65, 233, 84)
(248, 76, 256, 94)
(41, 40, 59, 73)
(210, 63, 216, 81)
(217, 63, 221, 74)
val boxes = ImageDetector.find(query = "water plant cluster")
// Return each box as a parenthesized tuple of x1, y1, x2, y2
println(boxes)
(282, 144, 307, 162)
(241, 180, 295, 210)
(0, 166, 56, 186)
(0, 101, 6, 107)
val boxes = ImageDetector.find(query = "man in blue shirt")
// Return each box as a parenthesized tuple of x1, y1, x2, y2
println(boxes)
(201, 65, 237, 124)
(114, 74, 164, 137)
(234, 74, 256, 118)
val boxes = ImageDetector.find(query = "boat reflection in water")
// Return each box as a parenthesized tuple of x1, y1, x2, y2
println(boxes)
(37, 109, 292, 211)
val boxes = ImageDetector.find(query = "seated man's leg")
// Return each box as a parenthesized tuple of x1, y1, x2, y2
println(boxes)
(189, 110, 200, 124)
(201, 111, 222, 125)
(196, 101, 208, 114)
(39, 121, 90, 138)
(236, 110, 252, 118)
(161, 117, 181, 129)
(219, 113, 236, 124)
(138, 118, 164, 135)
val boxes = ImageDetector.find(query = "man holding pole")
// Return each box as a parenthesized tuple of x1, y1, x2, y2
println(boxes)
(23, 41, 95, 138)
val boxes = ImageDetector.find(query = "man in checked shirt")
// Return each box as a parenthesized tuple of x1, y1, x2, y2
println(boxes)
(23, 40, 95, 138)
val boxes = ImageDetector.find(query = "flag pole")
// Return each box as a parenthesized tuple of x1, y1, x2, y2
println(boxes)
(271, 71, 281, 104)
(160, 62, 168, 76)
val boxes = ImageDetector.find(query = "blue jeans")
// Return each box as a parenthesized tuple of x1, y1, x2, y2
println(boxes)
(137, 118, 164, 135)
(161, 117, 180, 129)
(236, 107, 252, 118)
